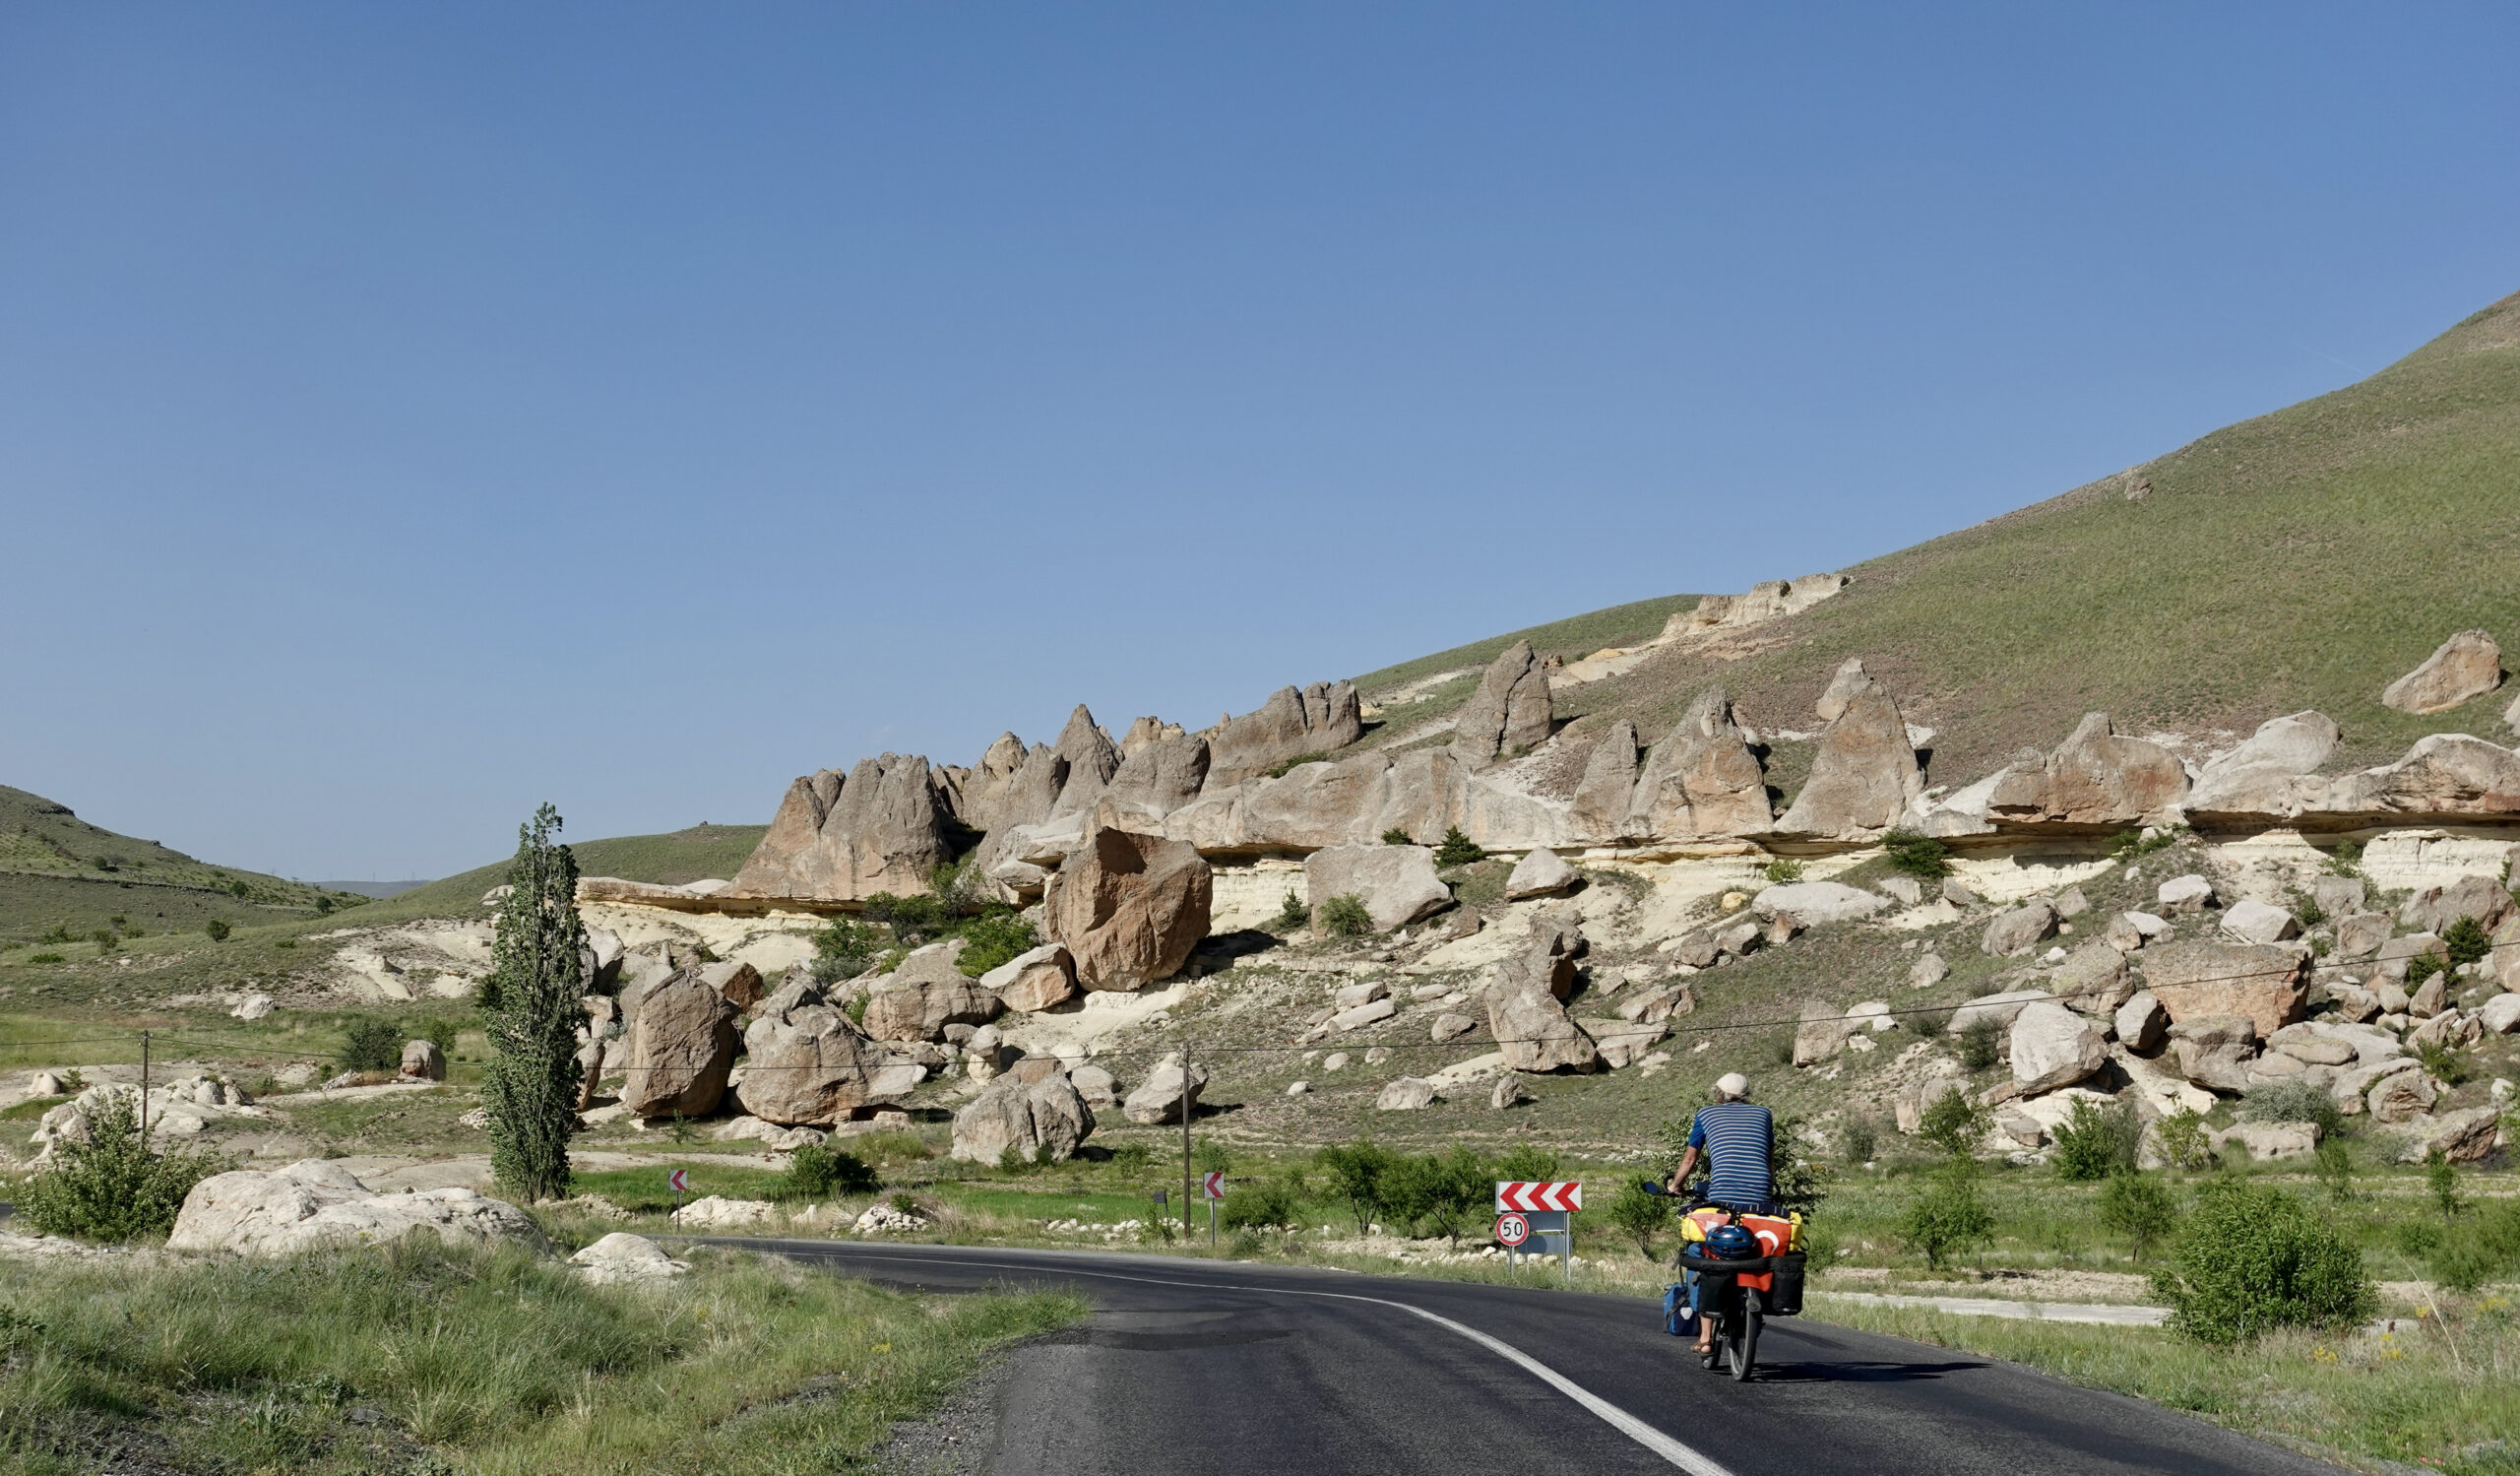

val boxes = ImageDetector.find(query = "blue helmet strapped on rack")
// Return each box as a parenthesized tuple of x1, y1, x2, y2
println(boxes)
(1704, 1224, 1758, 1259)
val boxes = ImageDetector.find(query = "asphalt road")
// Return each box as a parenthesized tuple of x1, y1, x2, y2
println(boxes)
(704, 1239, 2349, 1476)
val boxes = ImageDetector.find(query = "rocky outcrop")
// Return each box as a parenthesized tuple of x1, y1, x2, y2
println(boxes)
(1045, 706, 1125, 819)
(1624, 686, 1772, 838)
(620, 971, 741, 1119)
(861, 942, 1001, 1042)
(1306, 845, 1452, 931)
(1987, 713, 2189, 828)
(1569, 721, 1642, 840)
(2010, 1001, 2108, 1093)
(1450, 641, 1553, 767)
(2141, 941, 2309, 1039)
(1100, 735, 1212, 825)
(1663, 575, 1847, 638)
(951, 1071, 1095, 1164)
(981, 943, 1077, 1013)
(2314, 734, 2520, 821)
(1120, 716, 1187, 758)
(2221, 900, 2300, 945)
(2382, 630, 2504, 714)
(1752, 880, 1889, 926)
(1204, 682, 1363, 787)
(169, 1160, 546, 1254)
(1812, 657, 1871, 723)
(738, 978, 928, 1124)
(1123, 1059, 1209, 1124)
(1778, 674, 1922, 837)
(1487, 980, 1597, 1072)
(1503, 847, 1579, 899)
(2185, 712, 2340, 817)
(1045, 827, 1214, 991)
(2400, 874, 2516, 936)
(952, 733, 1032, 834)
(731, 753, 956, 901)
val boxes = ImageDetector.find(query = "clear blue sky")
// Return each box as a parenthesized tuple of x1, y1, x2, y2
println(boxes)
(3, 3, 2513, 880)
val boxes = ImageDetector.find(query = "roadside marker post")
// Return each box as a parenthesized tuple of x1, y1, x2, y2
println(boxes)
(1203, 1172, 1226, 1247)
(669, 1168, 689, 1226)
(1496, 1182, 1583, 1288)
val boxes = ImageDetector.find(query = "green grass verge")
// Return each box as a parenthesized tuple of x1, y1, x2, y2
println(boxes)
(0, 1238, 1082, 1476)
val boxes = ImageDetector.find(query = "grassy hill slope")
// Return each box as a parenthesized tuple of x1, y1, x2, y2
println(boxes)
(0, 786, 367, 944)
(384, 823, 768, 919)
(1357, 289, 2520, 794)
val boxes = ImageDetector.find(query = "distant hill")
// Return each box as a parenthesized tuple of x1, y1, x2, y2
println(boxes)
(316, 880, 431, 900)
(0, 785, 369, 943)
(1352, 289, 2520, 799)
(385, 823, 769, 917)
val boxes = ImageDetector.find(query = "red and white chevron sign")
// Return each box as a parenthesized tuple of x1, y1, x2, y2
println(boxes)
(1494, 1181, 1582, 1213)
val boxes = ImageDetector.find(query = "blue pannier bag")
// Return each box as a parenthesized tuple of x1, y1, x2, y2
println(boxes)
(1662, 1281, 1698, 1338)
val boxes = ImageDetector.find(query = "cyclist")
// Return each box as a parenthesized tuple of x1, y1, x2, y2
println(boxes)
(1667, 1072, 1775, 1357)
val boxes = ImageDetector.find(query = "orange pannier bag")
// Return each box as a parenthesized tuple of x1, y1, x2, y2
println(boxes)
(1735, 1214, 1795, 1293)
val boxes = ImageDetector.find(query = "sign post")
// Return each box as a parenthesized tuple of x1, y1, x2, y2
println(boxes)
(669, 1167, 689, 1226)
(1495, 1181, 1583, 1288)
(1202, 1172, 1226, 1247)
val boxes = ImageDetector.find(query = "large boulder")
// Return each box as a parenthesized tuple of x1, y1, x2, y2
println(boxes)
(1375, 1077, 1438, 1111)
(1753, 881, 1889, 926)
(2481, 993, 2520, 1034)
(981, 943, 1077, 1013)
(1122, 1059, 1210, 1125)
(2185, 712, 2342, 817)
(951, 1071, 1095, 1164)
(1045, 826, 1214, 991)
(1495, 919, 1584, 1000)
(2401, 1106, 2503, 1164)
(1570, 721, 1643, 841)
(737, 980, 928, 1125)
(1987, 713, 2190, 827)
(620, 971, 741, 1119)
(2382, 630, 2504, 714)
(2221, 900, 2300, 945)
(1203, 682, 1363, 788)
(1982, 900, 2059, 957)
(1486, 981, 1598, 1072)
(169, 1160, 547, 1254)
(1451, 641, 1554, 767)
(399, 1039, 446, 1082)
(1623, 686, 1773, 838)
(1503, 847, 1580, 900)
(2115, 991, 2169, 1053)
(572, 1233, 690, 1285)
(698, 960, 766, 1008)
(1948, 989, 2056, 1032)
(861, 942, 1001, 1042)
(1306, 845, 1452, 931)
(2010, 1002, 2109, 1093)
(1793, 1001, 1852, 1065)
(2142, 941, 2309, 1038)
(1776, 676, 1923, 837)
(2317, 734, 2520, 821)
(1097, 735, 1211, 827)
(2052, 942, 2133, 1014)
(2400, 874, 2517, 936)
(731, 752, 958, 901)
(2367, 1068, 2436, 1124)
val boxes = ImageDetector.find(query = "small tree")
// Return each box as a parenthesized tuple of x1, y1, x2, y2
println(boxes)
(2155, 1182, 2372, 1344)
(2426, 1149, 2466, 1218)
(1917, 1091, 1993, 1161)
(2051, 1098, 2139, 1182)
(780, 1142, 880, 1199)
(1881, 829, 1953, 879)
(1317, 893, 1373, 937)
(1316, 1141, 1403, 1234)
(2155, 1109, 2215, 1171)
(1381, 827, 1414, 846)
(204, 919, 231, 942)
(1274, 890, 1309, 931)
(15, 1094, 223, 1242)
(2313, 1133, 2356, 1202)
(1838, 1115, 1879, 1165)
(2097, 1172, 2178, 1261)
(1955, 1017, 2003, 1071)
(1432, 827, 1485, 868)
(810, 919, 880, 983)
(336, 1016, 403, 1073)
(481, 803, 586, 1203)
(2443, 916, 2491, 968)
(1606, 1176, 1672, 1255)
(1900, 1167, 1994, 1270)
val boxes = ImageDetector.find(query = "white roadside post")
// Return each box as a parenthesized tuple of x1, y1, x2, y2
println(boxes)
(1496, 1181, 1583, 1288)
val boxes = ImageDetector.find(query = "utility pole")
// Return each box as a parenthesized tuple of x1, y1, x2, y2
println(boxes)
(1180, 1046, 1194, 1242)
(139, 1030, 151, 1145)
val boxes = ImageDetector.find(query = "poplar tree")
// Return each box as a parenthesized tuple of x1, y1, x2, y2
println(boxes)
(482, 803, 585, 1201)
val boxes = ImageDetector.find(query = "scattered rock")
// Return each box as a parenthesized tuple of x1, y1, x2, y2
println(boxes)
(2367, 1069, 2437, 1124)
(1948, 989, 2057, 1033)
(2400, 875, 2517, 936)
(1308, 844, 1452, 931)
(1982, 900, 2058, 957)
(1376, 1077, 1437, 1111)
(1333, 997, 1399, 1031)
(2335, 912, 2394, 959)
(1123, 1059, 1210, 1125)
(2115, 992, 2169, 1053)
(861, 941, 1002, 1042)
(2401, 1106, 2503, 1163)
(2187, 712, 2343, 816)
(1431, 1012, 1477, 1042)
(1753, 881, 1889, 926)
(1503, 848, 1580, 900)
(1879, 874, 1923, 907)
(2052, 942, 2133, 1014)
(1486, 968, 1598, 1073)
(677, 1196, 778, 1230)
(952, 1071, 1096, 1164)
(2311, 875, 2368, 920)
(1793, 1001, 1853, 1066)
(1987, 713, 2190, 826)
(169, 1161, 547, 1256)
(2374, 932, 2447, 983)
(1908, 951, 1950, 989)
(2211, 1123, 2320, 1163)
(399, 1039, 446, 1082)
(2143, 940, 2310, 1038)
(2480, 993, 2520, 1034)
(982, 943, 1079, 1013)
(1624, 686, 1773, 838)
(737, 977, 928, 1125)
(1570, 720, 1644, 840)
(2158, 875, 2217, 914)
(230, 994, 276, 1021)
(1069, 1063, 1119, 1109)
(2381, 630, 2504, 714)
(2221, 900, 2300, 945)
(1045, 826, 1214, 991)
(2010, 1001, 2109, 1093)
(698, 960, 766, 1009)
(1777, 674, 1924, 837)
(1490, 1076, 1528, 1110)
(572, 1233, 689, 1284)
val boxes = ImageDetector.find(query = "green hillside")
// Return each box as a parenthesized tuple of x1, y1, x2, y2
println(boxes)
(383, 823, 768, 919)
(1357, 289, 2520, 793)
(0, 786, 367, 944)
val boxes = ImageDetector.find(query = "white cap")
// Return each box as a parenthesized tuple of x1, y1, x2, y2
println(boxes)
(1714, 1072, 1750, 1100)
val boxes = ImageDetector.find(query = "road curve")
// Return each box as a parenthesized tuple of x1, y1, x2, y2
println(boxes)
(705, 1238, 2347, 1476)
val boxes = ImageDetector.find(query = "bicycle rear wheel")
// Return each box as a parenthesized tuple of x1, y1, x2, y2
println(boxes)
(1729, 1289, 1763, 1381)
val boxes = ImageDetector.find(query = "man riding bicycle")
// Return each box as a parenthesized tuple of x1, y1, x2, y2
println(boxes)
(1667, 1072, 1774, 1358)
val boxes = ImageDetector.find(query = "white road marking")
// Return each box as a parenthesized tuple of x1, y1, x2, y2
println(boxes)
(770, 1243, 1737, 1476)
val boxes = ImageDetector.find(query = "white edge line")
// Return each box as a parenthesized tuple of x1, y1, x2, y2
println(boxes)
(756, 1242, 1737, 1476)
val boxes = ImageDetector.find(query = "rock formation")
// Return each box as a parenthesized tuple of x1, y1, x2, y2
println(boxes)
(1987, 713, 2189, 828)
(1045, 706, 1125, 819)
(951, 1070, 1095, 1164)
(1123, 1058, 1209, 1124)
(1044, 826, 1214, 991)
(1662, 575, 1847, 639)
(1569, 720, 1642, 840)
(1451, 641, 1553, 767)
(1778, 671, 1923, 837)
(860, 941, 1002, 1042)
(1305, 844, 1452, 931)
(2141, 941, 2310, 1039)
(619, 971, 741, 1119)
(1204, 682, 1363, 786)
(732, 753, 956, 901)
(170, 1160, 546, 1255)
(2382, 630, 2504, 714)
(2185, 712, 2339, 817)
(1503, 847, 1579, 899)
(737, 976, 928, 1124)
(981, 943, 1077, 1012)
(1624, 686, 1772, 838)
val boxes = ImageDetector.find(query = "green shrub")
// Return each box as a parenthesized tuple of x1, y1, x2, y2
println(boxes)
(955, 909, 1040, 977)
(2324, 840, 2363, 876)
(2051, 1098, 2139, 1182)
(1493, 1143, 1564, 1184)
(778, 1142, 880, 1199)
(2405, 951, 2446, 989)
(336, 1016, 403, 1073)
(2097, 1171, 2179, 1261)
(2155, 1109, 2215, 1171)
(1900, 1164, 1994, 1269)
(13, 1094, 224, 1242)
(2429, 1200, 2520, 1293)
(1432, 827, 1486, 868)
(2239, 1078, 2343, 1137)
(2314, 1134, 2356, 1201)
(2413, 1039, 2468, 1085)
(2426, 1149, 2465, 1218)
(1881, 829, 1953, 879)
(419, 1016, 463, 1059)
(39, 924, 73, 944)
(1221, 1175, 1307, 1232)
(1838, 1115, 1878, 1165)
(1315, 1141, 1404, 1234)
(1317, 894, 1373, 937)
(1761, 857, 1804, 884)
(1381, 827, 1414, 846)
(1956, 1016, 2002, 1071)
(2442, 916, 2491, 968)
(27, 951, 63, 965)
(2154, 1182, 2373, 1344)
(862, 892, 950, 946)
(204, 919, 231, 942)
(90, 929, 119, 952)
(1917, 1091, 1992, 1162)
(1273, 890, 1309, 931)
(2107, 825, 2186, 861)
(1382, 1147, 1494, 1242)
(1605, 1176, 1672, 1254)
(1191, 1139, 1230, 1175)
(2292, 894, 2327, 928)
(811, 919, 880, 984)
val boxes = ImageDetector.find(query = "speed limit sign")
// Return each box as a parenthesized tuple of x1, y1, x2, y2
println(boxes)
(1494, 1211, 1532, 1248)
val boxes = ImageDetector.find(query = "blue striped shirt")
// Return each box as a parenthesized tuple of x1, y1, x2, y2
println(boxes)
(1688, 1103, 1775, 1211)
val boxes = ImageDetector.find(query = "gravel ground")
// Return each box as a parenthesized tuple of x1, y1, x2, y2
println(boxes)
(868, 1345, 1024, 1475)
